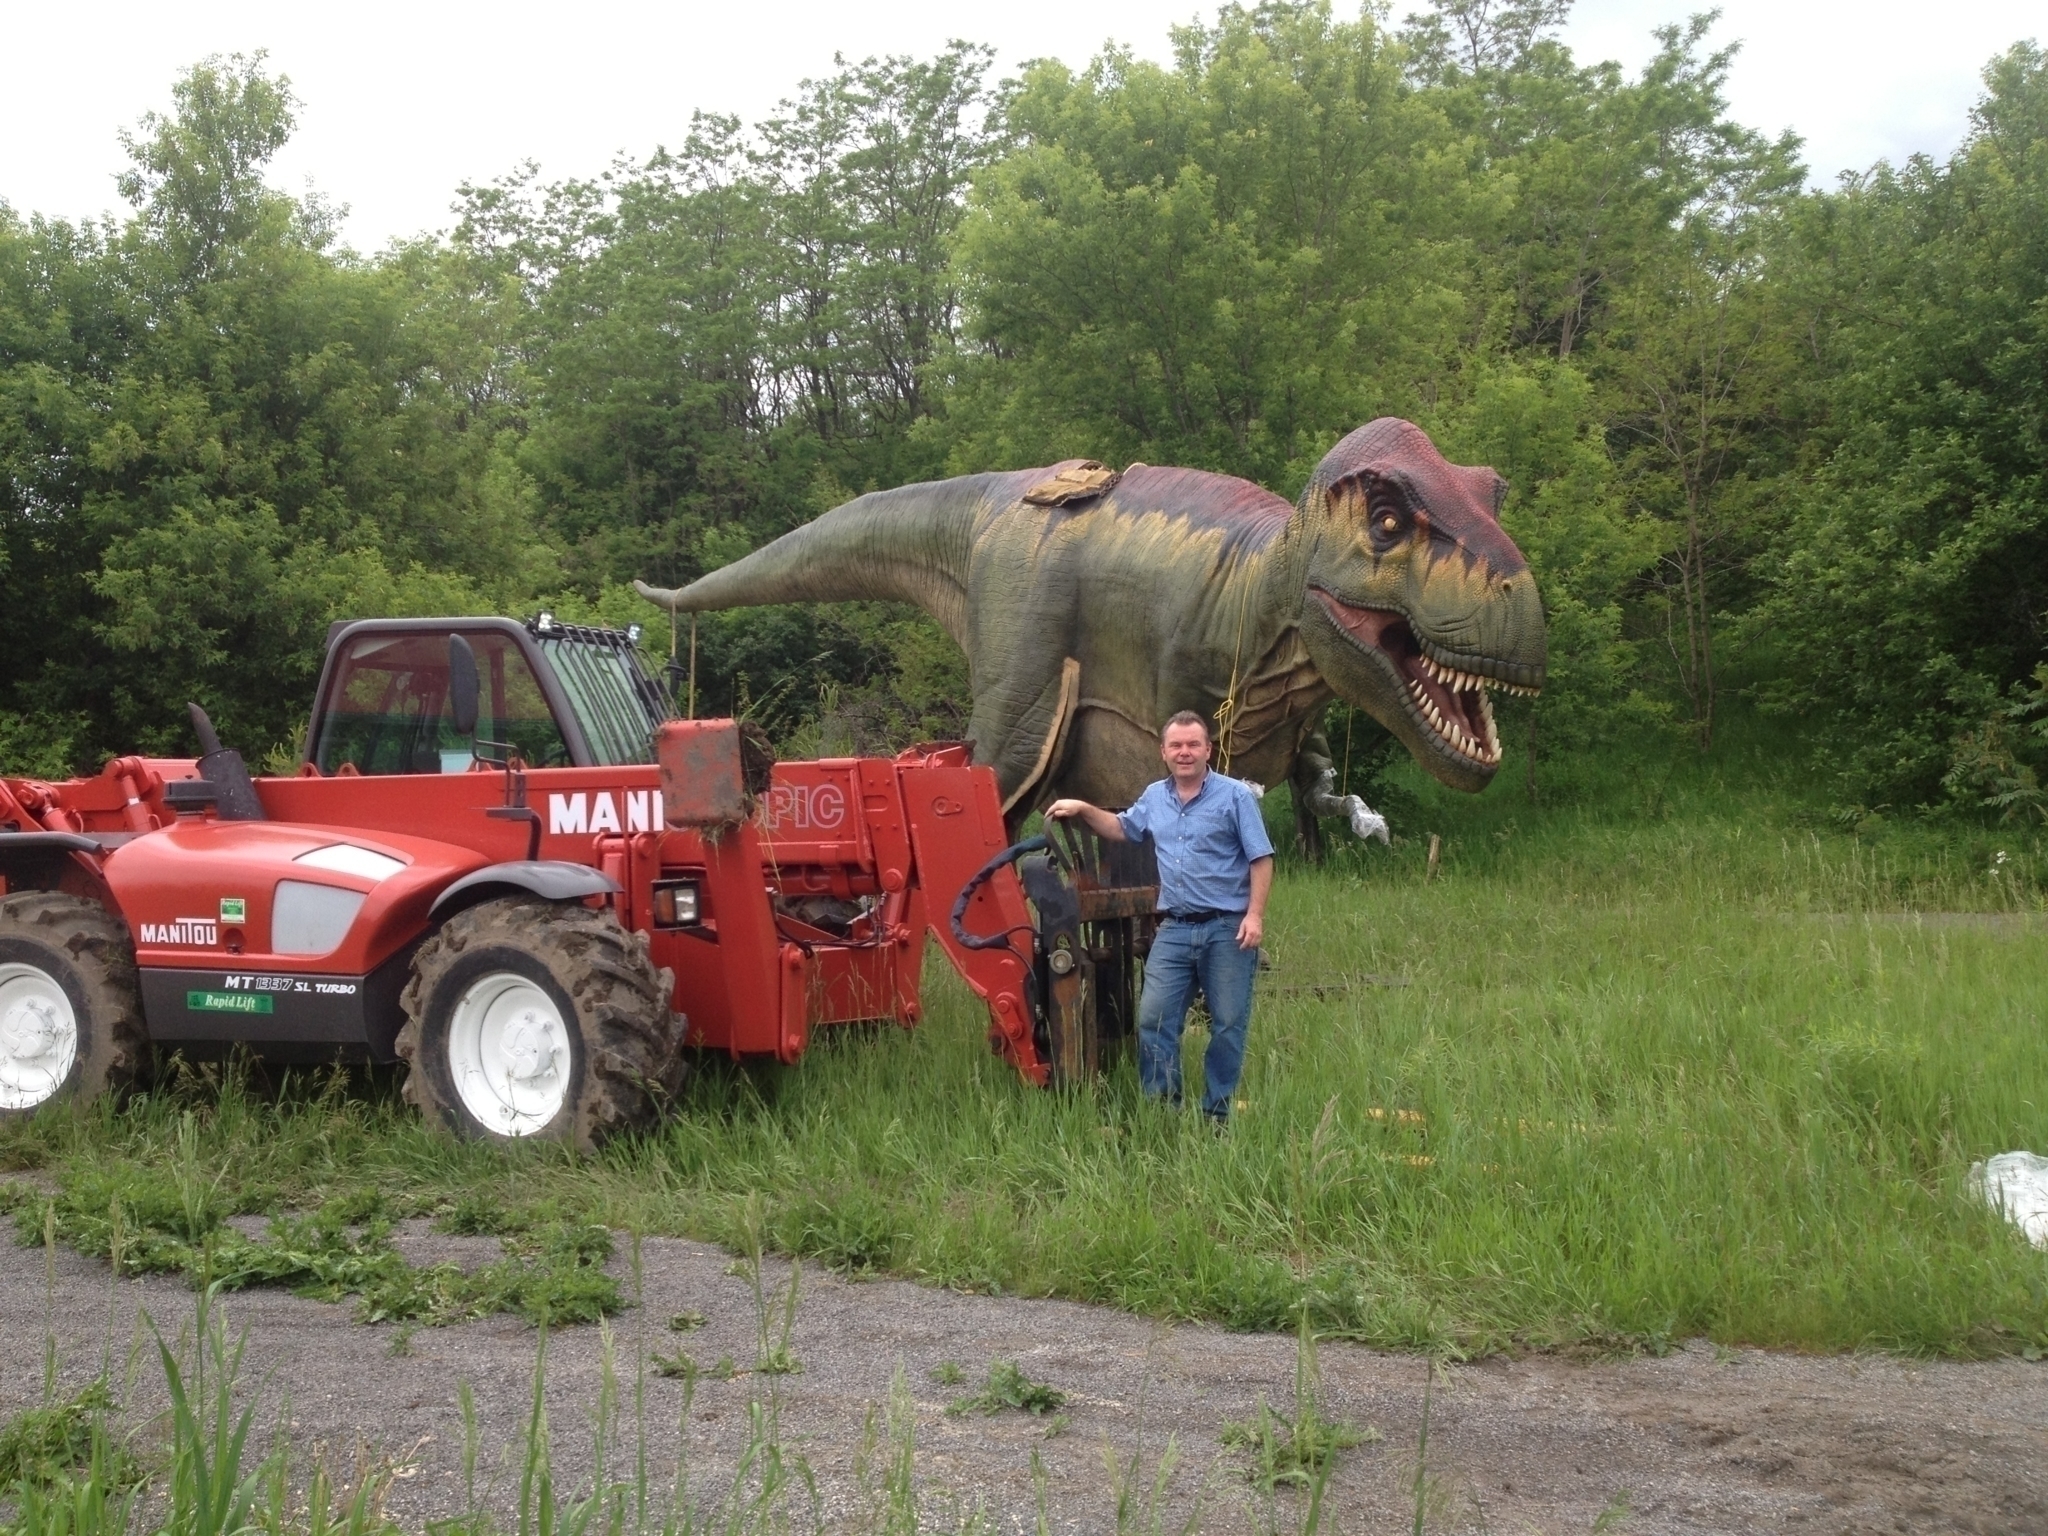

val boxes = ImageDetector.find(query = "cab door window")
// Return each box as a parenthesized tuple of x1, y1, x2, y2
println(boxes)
(311, 632, 570, 775)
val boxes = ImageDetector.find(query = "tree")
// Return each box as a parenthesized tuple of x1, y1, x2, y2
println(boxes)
(1755, 44, 2048, 804)
(115, 53, 301, 289)
(1598, 122, 1802, 749)
(0, 56, 557, 769)
(950, 1, 1475, 486)
(756, 42, 994, 487)
(1401, 0, 1574, 80)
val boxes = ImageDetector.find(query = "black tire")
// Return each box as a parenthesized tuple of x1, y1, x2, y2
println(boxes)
(396, 897, 683, 1149)
(0, 891, 148, 1117)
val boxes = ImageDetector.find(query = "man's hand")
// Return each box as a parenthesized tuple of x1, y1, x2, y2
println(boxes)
(1239, 855, 1272, 950)
(1045, 798, 1126, 842)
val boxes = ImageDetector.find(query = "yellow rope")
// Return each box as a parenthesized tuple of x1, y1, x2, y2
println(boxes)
(1213, 573, 1255, 773)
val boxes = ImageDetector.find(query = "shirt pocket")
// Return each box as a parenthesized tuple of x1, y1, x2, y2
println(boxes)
(1194, 799, 1245, 867)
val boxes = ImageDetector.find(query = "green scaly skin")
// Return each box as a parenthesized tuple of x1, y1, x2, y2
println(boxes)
(637, 419, 1546, 846)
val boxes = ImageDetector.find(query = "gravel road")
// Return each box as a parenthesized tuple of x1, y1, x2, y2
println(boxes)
(3, 1220, 2043, 1534)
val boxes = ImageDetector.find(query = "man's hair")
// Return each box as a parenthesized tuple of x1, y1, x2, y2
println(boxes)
(1160, 710, 1212, 743)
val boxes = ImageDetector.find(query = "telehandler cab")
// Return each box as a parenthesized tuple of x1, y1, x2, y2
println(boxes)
(0, 615, 1159, 1145)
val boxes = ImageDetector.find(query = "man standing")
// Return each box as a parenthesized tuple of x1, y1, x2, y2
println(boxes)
(1047, 711, 1274, 1122)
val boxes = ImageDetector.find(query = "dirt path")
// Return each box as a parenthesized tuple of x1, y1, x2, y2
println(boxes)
(4, 1222, 2044, 1534)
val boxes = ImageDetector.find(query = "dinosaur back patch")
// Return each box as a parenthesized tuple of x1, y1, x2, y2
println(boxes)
(1023, 462, 1121, 506)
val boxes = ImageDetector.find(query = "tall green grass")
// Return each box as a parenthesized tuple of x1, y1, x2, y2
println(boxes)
(5, 750, 2047, 1357)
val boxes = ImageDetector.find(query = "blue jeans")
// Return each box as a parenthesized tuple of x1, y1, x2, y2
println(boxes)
(1137, 915, 1258, 1119)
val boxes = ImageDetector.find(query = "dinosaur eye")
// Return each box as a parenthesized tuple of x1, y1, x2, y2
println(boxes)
(1366, 495, 1409, 551)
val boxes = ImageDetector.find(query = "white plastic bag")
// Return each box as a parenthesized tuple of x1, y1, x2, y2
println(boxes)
(1968, 1151, 2048, 1248)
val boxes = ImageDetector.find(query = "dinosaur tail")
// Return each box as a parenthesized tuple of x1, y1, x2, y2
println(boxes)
(634, 476, 1007, 647)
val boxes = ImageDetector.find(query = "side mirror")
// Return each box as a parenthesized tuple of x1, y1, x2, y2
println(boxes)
(448, 633, 481, 738)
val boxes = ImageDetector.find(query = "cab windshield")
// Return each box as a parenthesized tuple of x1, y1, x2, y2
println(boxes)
(311, 631, 570, 775)
(528, 624, 666, 767)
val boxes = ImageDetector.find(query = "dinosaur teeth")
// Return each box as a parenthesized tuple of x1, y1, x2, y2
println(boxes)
(1413, 662, 1512, 761)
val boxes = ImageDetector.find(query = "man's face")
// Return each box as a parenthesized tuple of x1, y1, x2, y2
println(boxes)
(1160, 723, 1212, 782)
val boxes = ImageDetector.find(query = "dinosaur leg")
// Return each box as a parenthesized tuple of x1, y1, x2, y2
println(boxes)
(970, 656, 1083, 821)
(1291, 735, 1331, 863)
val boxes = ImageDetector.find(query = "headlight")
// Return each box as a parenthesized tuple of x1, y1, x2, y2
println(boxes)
(651, 880, 700, 928)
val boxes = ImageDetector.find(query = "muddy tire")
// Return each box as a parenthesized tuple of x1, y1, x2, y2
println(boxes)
(0, 891, 148, 1117)
(396, 897, 683, 1149)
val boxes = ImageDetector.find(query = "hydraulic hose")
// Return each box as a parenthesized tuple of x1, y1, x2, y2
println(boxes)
(949, 835, 1046, 951)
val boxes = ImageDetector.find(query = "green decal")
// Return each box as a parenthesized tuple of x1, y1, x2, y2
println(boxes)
(187, 990, 272, 1015)
(219, 898, 246, 923)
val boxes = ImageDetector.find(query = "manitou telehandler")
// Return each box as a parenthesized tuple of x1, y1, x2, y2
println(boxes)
(0, 615, 1158, 1144)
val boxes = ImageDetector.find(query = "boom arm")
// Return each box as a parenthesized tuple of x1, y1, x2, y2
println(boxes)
(654, 722, 1050, 1082)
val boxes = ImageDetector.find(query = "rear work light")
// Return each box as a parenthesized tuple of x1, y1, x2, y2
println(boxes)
(650, 880, 701, 928)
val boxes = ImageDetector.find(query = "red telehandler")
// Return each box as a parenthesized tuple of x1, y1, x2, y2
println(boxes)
(0, 616, 1157, 1144)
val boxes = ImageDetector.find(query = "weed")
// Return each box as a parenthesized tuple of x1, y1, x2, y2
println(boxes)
(388, 1324, 417, 1358)
(947, 1360, 1065, 1416)
(1103, 1428, 1199, 1536)
(649, 1347, 698, 1381)
(1408, 1360, 1449, 1536)
(930, 1361, 965, 1386)
(1220, 1316, 1371, 1489)
(16, 1185, 620, 1331)
(1591, 1489, 1633, 1532)
(667, 1310, 706, 1332)
(432, 1192, 517, 1237)
(0, 1380, 132, 1490)
(740, 1210, 803, 1376)
(852, 1366, 921, 1534)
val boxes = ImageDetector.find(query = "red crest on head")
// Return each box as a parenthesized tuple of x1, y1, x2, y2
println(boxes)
(1307, 419, 1526, 577)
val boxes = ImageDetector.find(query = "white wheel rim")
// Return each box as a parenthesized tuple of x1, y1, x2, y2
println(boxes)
(446, 971, 572, 1136)
(0, 961, 79, 1111)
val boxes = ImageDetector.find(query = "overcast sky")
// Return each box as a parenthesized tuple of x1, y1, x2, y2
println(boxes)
(2, 1, 2038, 252)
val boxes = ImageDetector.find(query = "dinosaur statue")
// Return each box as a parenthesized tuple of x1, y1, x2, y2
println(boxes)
(636, 418, 1545, 852)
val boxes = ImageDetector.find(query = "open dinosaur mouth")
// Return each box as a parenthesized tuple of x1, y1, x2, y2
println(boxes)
(1310, 589, 1538, 770)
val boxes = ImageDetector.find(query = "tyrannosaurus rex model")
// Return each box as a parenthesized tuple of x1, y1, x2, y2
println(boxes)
(636, 418, 1546, 850)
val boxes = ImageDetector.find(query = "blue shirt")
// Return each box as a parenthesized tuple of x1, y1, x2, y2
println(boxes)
(1117, 771, 1275, 915)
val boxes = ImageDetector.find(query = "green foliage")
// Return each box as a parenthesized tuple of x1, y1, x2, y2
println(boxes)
(14, 1160, 622, 1329)
(949, 1, 1475, 487)
(0, 1382, 131, 1494)
(0, 54, 559, 769)
(1218, 1316, 1371, 1490)
(1757, 44, 2048, 806)
(1942, 664, 2048, 824)
(944, 1360, 1066, 1417)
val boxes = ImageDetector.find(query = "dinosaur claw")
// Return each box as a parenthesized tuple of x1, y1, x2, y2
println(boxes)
(1342, 794, 1391, 846)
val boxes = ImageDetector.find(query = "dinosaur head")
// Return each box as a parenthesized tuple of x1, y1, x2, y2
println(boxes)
(1295, 419, 1546, 792)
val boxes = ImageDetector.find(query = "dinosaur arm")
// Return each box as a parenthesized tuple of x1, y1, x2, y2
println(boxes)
(1291, 730, 1390, 846)
(635, 478, 1002, 648)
